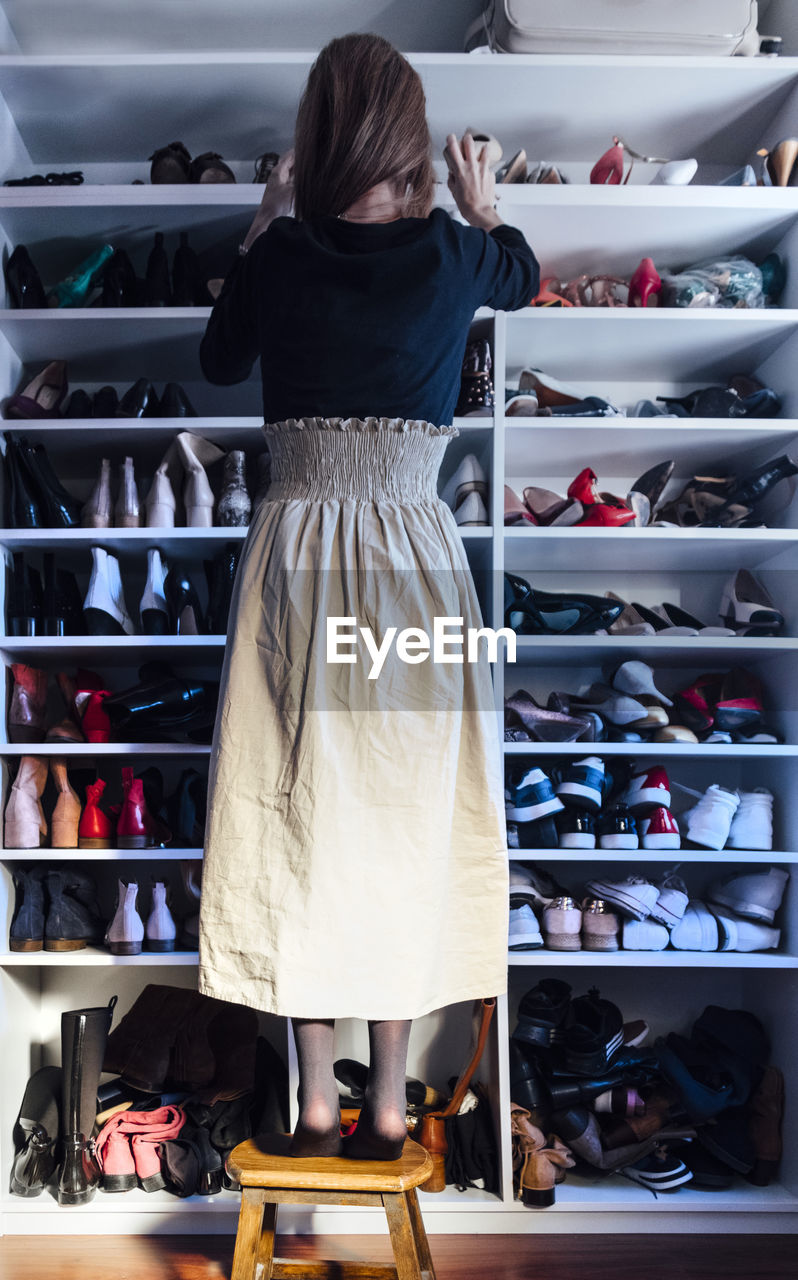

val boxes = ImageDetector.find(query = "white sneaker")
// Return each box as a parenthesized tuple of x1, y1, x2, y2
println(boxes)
(509, 902, 543, 950)
(583, 875, 659, 921)
(709, 905, 781, 952)
(726, 788, 774, 851)
(708, 867, 789, 924)
(622, 919, 669, 951)
(145, 880, 177, 952)
(681, 784, 740, 850)
(670, 900, 719, 951)
(650, 870, 689, 927)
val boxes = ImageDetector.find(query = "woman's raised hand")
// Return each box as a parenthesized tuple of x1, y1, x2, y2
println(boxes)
(242, 148, 295, 253)
(444, 132, 502, 232)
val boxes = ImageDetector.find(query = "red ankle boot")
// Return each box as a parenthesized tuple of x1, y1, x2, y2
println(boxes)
(116, 767, 156, 849)
(78, 778, 114, 849)
(76, 689, 112, 743)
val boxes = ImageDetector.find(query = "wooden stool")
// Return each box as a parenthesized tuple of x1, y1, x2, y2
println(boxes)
(226, 1133, 437, 1280)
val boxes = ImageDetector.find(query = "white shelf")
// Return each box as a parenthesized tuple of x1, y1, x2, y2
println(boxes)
(503, 741, 797, 756)
(0, 52, 796, 166)
(509, 636, 798, 662)
(503, 526, 798, 571)
(0, 948, 199, 966)
(508, 849, 797, 863)
(0, 526, 246, 554)
(2, 847, 203, 861)
(508, 950, 798, 967)
(0, 742, 210, 755)
(0, 636, 227, 658)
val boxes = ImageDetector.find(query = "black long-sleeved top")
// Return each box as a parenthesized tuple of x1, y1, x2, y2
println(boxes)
(199, 206, 539, 426)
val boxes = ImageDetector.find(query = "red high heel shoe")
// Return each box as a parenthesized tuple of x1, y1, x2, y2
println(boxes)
(591, 137, 626, 185)
(78, 777, 114, 848)
(628, 258, 662, 308)
(568, 469, 636, 526)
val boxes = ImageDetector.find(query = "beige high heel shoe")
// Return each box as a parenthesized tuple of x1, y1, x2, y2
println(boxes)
(81, 458, 112, 528)
(50, 757, 82, 848)
(4, 755, 49, 848)
(758, 138, 798, 186)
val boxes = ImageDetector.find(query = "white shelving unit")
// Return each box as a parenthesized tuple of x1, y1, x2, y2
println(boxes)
(1, 0, 798, 1238)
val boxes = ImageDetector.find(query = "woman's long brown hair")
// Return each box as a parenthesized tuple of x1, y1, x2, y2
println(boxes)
(293, 34, 436, 221)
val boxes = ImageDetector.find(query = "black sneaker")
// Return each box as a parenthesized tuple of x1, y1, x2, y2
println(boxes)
(513, 978, 572, 1050)
(557, 808, 596, 849)
(598, 803, 639, 850)
(505, 767, 564, 822)
(564, 987, 625, 1074)
(619, 1146, 693, 1191)
(553, 757, 607, 812)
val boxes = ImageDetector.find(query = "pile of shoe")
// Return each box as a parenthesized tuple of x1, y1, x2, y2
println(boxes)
(6, 662, 219, 747)
(3, 423, 266, 529)
(4, 360, 199, 419)
(505, 760, 776, 853)
(10, 985, 271, 1203)
(504, 369, 622, 419)
(509, 862, 788, 954)
(505, 662, 778, 746)
(6, 543, 240, 637)
(504, 568, 786, 637)
(4, 756, 206, 850)
(510, 983, 784, 1198)
(4, 230, 221, 311)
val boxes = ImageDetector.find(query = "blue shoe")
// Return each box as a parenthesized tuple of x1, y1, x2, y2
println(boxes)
(505, 768, 564, 823)
(552, 757, 607, 813)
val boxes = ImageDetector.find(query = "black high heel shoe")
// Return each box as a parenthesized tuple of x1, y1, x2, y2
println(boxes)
(145, 232, 172, 307)
(41, 552, 83, 636)
(171, 232, 205, 306)
(116, 378, 160, 419)
(504, 572, 624, 636)
(92, 386, 119, 418)
(164, 563, 205, 634)
(204, 543, 240, 633)
(4, 245, 47, 309)
(5, 553, 43, 635)
(158, 382, 197, 418)
(17, 436, 81, 527)
(100, 249, 141, 308)
(700, 454, 798, 526)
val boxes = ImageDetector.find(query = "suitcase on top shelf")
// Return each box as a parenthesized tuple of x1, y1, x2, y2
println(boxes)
(465, 0, 761, 56)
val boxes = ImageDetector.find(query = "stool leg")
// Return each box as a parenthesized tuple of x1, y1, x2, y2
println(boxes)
(406, 1188, 437, 1280)
(383, 1192, 423, 1280)
(231, 1187, 267, 1280)
(255, 1201, 278, 1280)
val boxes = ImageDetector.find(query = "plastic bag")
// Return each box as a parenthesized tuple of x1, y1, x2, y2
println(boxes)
(661, 256, 764, 309)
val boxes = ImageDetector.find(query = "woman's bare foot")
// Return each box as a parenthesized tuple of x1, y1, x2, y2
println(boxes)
(288, 1096, 343, 1158)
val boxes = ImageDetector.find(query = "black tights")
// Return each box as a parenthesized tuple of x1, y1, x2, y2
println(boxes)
(289, 1017, 412, 1158)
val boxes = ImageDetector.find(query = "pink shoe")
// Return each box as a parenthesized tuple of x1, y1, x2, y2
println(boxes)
(127, 1106, 186, 1191)
(94, 1115, 136, 1192)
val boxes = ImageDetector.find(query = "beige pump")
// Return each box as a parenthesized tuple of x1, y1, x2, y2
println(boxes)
(145, 431, 224, 527)
(4, 755, 48, 848)
(50, 757, 82, 848)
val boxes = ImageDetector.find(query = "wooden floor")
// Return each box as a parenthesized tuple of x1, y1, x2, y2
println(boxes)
(0, 1234, 795, 1280)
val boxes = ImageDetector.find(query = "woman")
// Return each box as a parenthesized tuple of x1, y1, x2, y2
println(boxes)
(198, 33, 539, 1161)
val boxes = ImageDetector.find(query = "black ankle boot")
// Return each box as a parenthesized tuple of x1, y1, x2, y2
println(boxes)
(103, 674, 217, 728)
(205, 543, 240, 632)
(165, 563, 205, 634)
(145, 231, 172, 306)
(4, 433, 44, 527)
(44, 869, 98, 951)
(58, 998, 117, 1205)
(16, 437, 81, 527)
(165, 767, 207, 845)
(4, 244, 47, 309)
(6, 553, 43, 635)
(100, 248, 140, 307)
(10, 1065, 63, 1196)
(171, 231, 204, 306)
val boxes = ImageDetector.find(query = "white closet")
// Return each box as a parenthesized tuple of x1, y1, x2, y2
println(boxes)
(0, 0, 797, 1239)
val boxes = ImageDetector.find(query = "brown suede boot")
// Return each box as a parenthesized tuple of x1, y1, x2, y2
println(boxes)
(50, 757, 82, 848)
(746, 1065, 784, 1185)
(9, 664, 47, 743)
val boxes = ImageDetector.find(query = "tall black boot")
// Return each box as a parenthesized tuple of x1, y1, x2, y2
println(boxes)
(10, 1065, 63, 1196)
(57, 996, 117, 1205)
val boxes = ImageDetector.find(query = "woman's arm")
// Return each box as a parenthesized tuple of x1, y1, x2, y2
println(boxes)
(240, 150, 295, 254)
(444, 132, 502, 231)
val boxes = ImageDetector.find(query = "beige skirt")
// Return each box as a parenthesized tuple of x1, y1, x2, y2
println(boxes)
(198, 417, 508, 1020)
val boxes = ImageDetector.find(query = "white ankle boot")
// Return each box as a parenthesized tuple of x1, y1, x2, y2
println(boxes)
(727, 788, 774, 850)
(139, 548, 169, 634)
(145, 880, 177, 952)
(83, 547, 135, 635)
(177, 431, 225, 526)
(681, 784, 740, 851)
(105, 880, 144, 955)
(114, 456, 141, 528)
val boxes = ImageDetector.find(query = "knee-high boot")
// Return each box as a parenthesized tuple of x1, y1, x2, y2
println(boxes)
(58, 996, 117, 1205)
